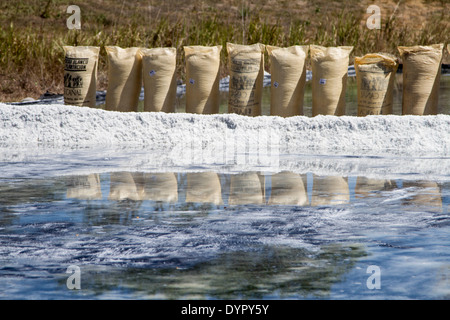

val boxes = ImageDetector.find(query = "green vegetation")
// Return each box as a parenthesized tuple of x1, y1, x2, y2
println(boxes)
(0, 0, 448, 102)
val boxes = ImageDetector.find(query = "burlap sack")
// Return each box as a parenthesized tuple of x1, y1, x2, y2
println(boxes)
(139, 47, 177, 113)
(398, 44, 444, 115)
(228, 172, 264, 205)
(355, 53, 398, 116)
(311, 175, 349, 206)
(186, 172, 222, 205)
(63, 46, 99, 107)
(227, 43, 265, 116)
(268, 172, 308, 205)
(310, 45, 353, 116)
(184, 45, 222, 114)
(66, 174, 102, 200)
(266, 45, 308, 117)
(105, 46, 142, 112)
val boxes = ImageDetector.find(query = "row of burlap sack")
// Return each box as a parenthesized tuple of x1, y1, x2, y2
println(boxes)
(63, 45, 221, 113)
(356, 43, 446, 116)
(63, 43, 448, 116)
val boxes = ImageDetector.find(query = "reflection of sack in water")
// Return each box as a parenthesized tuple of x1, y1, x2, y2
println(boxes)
(184, 45, 222, 114)
(138, 172, 178, 202)
(186, 172, 222, 205)
(266, 45, 309, 117)
(311, 175, 349, 206)
(402, 180, 442, 211)
(108, 172, 141, 201)
(105, 46, 143, 112)
(310, 45, 353, 116)
(66, 174, 102, 200)
(228, 172, 264, 205)
(227, 43, 265, 117)
(355, 53, 399, 116)
(63, 46, 99, 107)
(354, 177, 395, 198)
(268, 172, 308, 205)
(139, 47, 177, 113)
(398, 44, 444, 115)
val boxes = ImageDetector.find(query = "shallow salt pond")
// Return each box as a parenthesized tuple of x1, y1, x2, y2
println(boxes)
(0, 73, 449, 300)
(0, 149, 449, 300)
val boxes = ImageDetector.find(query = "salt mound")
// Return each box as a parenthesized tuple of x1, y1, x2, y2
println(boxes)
(0, 103, 449, 157)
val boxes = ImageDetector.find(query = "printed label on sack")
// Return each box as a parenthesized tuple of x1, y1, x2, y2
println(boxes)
(64, 57, 90, 104)
(65, 57, 88, 72)
(358, 75, 392, 116)
(189, 78, 195, 85)
(230, 57, 261, 73)
(319, 78, 326, 85)
(64, 73, 83, 89)
(273, 81, 279, 88)
(149, 70, 156, 76)
(228, 56, 262, 116)
(361, 76, 388, 91)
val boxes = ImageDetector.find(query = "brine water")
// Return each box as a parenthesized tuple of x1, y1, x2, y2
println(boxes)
(0, 76, 449, 300)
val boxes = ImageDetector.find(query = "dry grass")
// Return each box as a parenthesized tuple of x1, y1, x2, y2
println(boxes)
(0, 0, 448, 102)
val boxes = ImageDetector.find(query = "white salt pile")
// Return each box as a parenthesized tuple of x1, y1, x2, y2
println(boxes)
(1, 103, 448, 156)
(0, 103, 449, 181)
